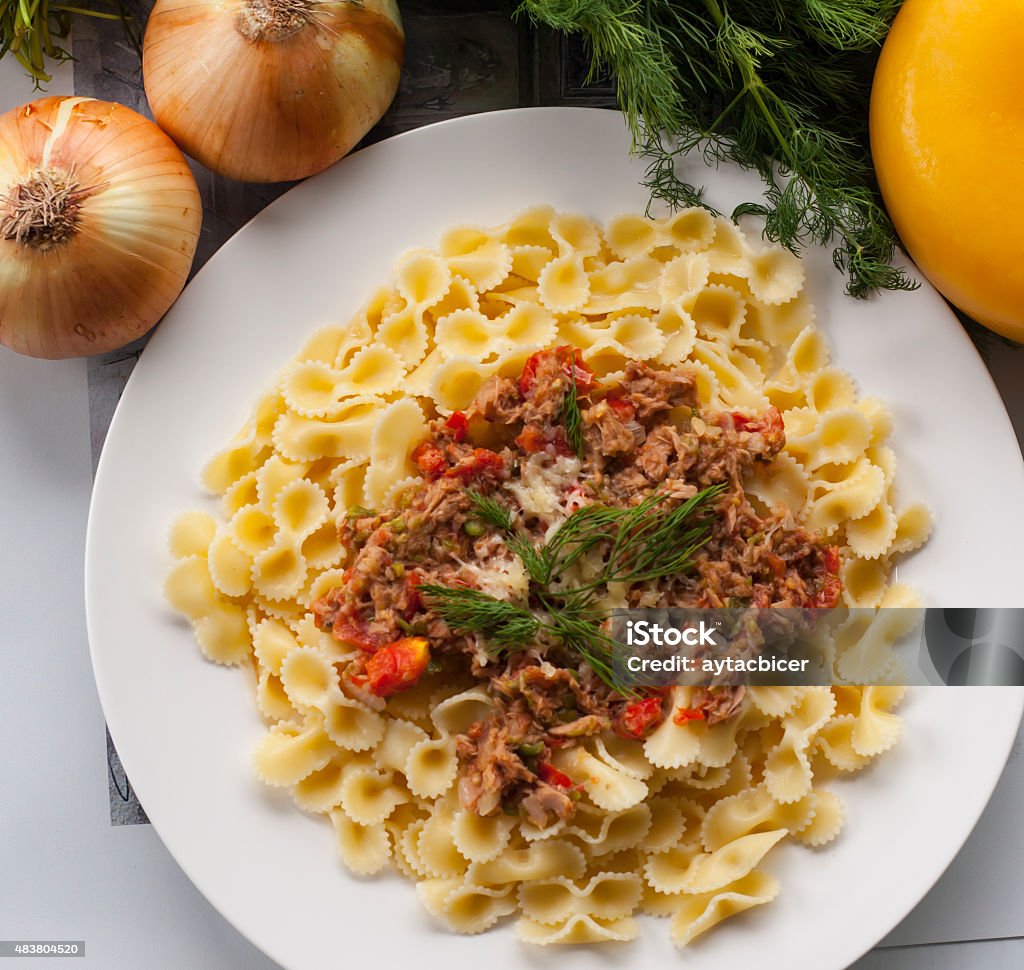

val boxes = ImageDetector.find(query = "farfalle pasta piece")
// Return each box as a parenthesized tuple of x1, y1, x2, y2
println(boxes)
(746, 245, 805, 305)
(251, 538, 307, 602)
(256, 666, 295, 723)
(451, 810, 516, 863)
(746, 453, 810, 517)
(272, 479, 329, 541)
(668, 870, 780, 948)
(891, 502, 933, 555)
(557, 747, 648, 812)
(396, 250, 452, 308)
(537, 253, 591, 313)
(660, 252, 711, 304)
(518, 872, 642, 924)
(562, 804, 652, 857)
(517, 914, 638, 945)
(228, 503, 277, 555)
(168, 510, 217, 559)
(764, 689, 836, 803)
(640, 797, 688, 853)
(792, 789, 845, 847)
(581, 256, 663, 314)
(330, 808, 392, 875)
(466, 840, 586, 887)
(272, 397, 385, 463)
(193, 602, 251, 665)
(836, 589, 921, 682)
(786, 408, 873, 470)
(688, 283, 747, 341)
(222, 470, 260, 517)
(363, 397, 428, 507)
(429, 356, 495, 413)
(201, 436, 272, 495)
(851, 686, 906, 757)
(660, 208, 717, 253)
(338, 762, 408, 825)
(320, 694, 385, 752)
(676, 830, 786, 894)
(405, 735, 459, 799)
(804, 460, 887, 535)
(435, 308, 503, 360)
(206, 530, 253, 598)
(446, 240, 512, 293)
(656, 300, 698, 364)
(417, 878, 518, 934)
(279, 645, 338, 711)
(606, 212, 658, 258)
(253, 715, 337, 788)
(292, 756, 351, 814)
(807, 367, 858, 413)
(415, 804, 470, 878)
(846, 498, 898, 560)
(699, 783, 815, 851)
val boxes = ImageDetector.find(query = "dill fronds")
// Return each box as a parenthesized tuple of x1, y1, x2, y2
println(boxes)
(429, 482, 725, 691)
(417, 584, 542, 646)
(516, 0, 915, 298)
(560, 365, 585, 459)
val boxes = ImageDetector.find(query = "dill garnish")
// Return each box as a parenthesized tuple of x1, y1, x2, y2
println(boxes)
(424, 482, 725, 690)
(560, 365, 585, 459)
(515, 0, 915, 298)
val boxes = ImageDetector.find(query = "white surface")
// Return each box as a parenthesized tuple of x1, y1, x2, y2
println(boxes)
(83, 107, 1024, 970)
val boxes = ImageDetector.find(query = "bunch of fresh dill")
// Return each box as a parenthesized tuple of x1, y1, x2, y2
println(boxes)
(420, 483, 725, 689)
(515, 0, 914, 298)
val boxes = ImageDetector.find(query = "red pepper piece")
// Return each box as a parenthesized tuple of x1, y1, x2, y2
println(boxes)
(411, 441, 447, 477)
(614, 696, 665, 739)
(444, 411, 469, 442)
(673, 707, 706, 726)
(360, 637, 430, 697)
(519, 346, 596, 396)
(536, 761, 575, 789)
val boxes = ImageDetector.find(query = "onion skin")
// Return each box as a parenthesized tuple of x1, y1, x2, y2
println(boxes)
(143, 0, 405, 183)
(0, 98, 203, 360)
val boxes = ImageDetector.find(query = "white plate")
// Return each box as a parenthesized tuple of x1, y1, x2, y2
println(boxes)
(86, 108, 1024, 970)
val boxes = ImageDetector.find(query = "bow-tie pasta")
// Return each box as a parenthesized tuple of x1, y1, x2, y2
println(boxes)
(165, 207, 928, 948)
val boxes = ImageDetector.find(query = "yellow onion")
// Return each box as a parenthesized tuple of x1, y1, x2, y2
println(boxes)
(0, 97, 202, 360)
(143, 0, 405, 183)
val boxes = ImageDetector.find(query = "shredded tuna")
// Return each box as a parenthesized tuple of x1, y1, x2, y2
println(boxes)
(310, 348, 842, 826)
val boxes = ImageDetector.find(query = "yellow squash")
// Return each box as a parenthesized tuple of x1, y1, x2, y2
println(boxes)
(871, 0, 1024, 341)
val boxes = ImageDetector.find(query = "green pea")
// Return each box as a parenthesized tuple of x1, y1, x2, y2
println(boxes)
(463, 519, 485, 537)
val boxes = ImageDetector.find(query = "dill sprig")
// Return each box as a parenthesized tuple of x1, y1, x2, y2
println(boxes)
(560, 365, 585, 458)
(515, 0, 915, 298)
(427, 483, 725, 690)
(416, 584, 542, 646)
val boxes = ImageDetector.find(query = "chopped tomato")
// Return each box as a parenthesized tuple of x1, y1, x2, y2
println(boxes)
(732, 407, 784, 440)
(536, 761, 575, 789)
(359, 637, 430, 697)
(519, 346, 596, 396)
(515, 424, 549, 453)
(444, 411, 469, 442)
(404, 569, 423, 616)
(807, 548, 842, 608)
(614, 696, 665, 739)
(411, 441, 447, 477)
(606, 395, 636, 422)
(330, 618, 379, 652)
(445, 447, 505, 480)
(673, 707, 706, 726)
